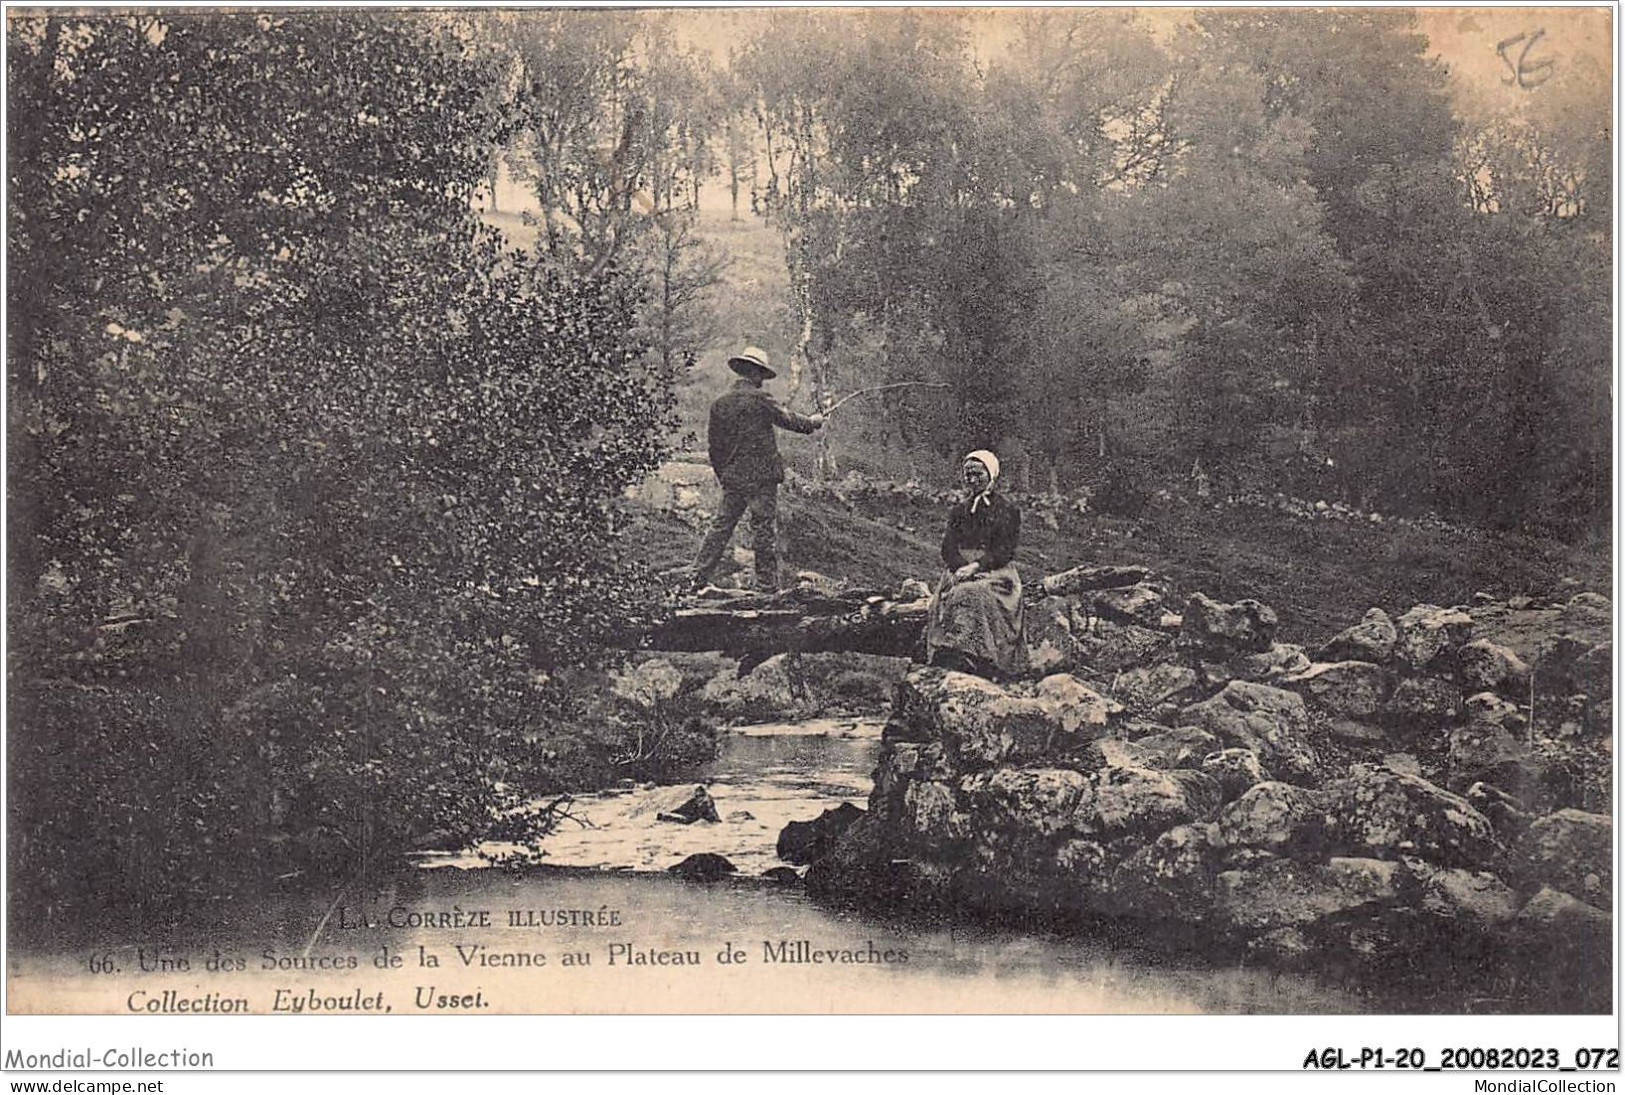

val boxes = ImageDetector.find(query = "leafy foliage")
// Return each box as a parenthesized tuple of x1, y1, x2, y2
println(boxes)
(6, 7, 1611, 922)
(493, 11, 730, 378)
(8, 12, 678, 919)
(728, 10, 1607, 535)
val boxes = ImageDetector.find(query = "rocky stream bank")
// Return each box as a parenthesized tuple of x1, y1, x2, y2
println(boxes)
(783, 580, 1612, 1011)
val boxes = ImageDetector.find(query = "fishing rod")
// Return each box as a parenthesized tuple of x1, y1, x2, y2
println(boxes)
(818, 381, 951, 417)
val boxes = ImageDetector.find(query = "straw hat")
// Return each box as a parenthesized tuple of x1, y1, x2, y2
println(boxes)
(727, 345, 776, 380)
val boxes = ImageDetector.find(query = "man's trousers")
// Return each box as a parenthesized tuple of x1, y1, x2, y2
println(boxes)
(691, 484, 780, 591)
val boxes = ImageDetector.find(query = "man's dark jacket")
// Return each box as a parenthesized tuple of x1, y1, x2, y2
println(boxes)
(706, 378, 818, 489)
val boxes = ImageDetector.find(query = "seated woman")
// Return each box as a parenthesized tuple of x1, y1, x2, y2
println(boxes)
(924, 450, 1026, 680)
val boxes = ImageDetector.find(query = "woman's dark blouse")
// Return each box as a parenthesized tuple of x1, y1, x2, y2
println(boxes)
(940, 492, 1020, 570)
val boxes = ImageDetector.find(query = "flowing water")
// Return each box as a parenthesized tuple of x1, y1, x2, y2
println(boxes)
(417, 716, 886, 876)
(7, 718, 1379, 1014)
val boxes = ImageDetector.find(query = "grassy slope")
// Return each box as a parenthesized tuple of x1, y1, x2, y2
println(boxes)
(628, 485, 1609, 646)
(581, 210, 1608, 645)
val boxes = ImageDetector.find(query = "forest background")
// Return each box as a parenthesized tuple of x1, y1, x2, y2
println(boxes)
(6, 7, 1611, 923)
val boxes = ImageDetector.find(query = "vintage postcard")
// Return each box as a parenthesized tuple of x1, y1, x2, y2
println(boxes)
(3, 2, 1616, 1072)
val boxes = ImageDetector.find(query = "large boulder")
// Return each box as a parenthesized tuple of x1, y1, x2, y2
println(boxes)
(883, 665, 968, 743)
(1516, 884, 1611, 937)
(1180, 681, 1319, 785)
(1325, 717, 1386, 748)
(1466, 782, 1532, 844)
(889, 667, 1063, 768)
(803, 812, 896, 899)
(640, 785, 721, 825)
(1447, 700, 1537, 797)
(899, 780, 967, 853)
(1124, 724, 1221, 770)
(1284, 661, 1392, 719)
(776, 802, 865, 866)
(1384, 677, 1461, 726)
(1513, 884, 1612, 990)
(1535, 635, 1612, 700)
(610, 658, 685, 707)
(1213, 857, 1403, 935)
(1318, 608, 1397, 664)
(1508, 885, 1614, 1011)
(1463, 691, 1527, 733)
(1202, 748, 1270, 803)
(1560, 591, 1612, 630)
(1091, 583, 1170, 629)
(1180, 593, 1278, 656)
(1217, 781, 1333, 857)
(1107, 823, 1223, 923)
(1083, 764, 1207, 837)
(1165, 769, 1226, 821)
(1075, 618, 1174, 671)
(1393, 604, 1474, 674)
(1224, 643, 1313, 685)
(1458, 640, 1532, 695)
(1516, 809, 1612, 911)
(1113, 663, 1204, 716)
(961, 767, 1091, 841)
(669, 852, 737, 881)
(1025, 596, 1086, 675)
(699, 653, 799, 717)
(1031, 673, 1119, 740)
(1407, 860, 1519, 932)
(1327, 764, 1501, 870)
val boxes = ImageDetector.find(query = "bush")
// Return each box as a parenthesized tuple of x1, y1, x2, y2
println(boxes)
(527, 663, 721, 791)
(1094, 462, 1151, 518)
(7, 13, 677, 921)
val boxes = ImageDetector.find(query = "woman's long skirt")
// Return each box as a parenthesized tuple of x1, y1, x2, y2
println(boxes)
(924, 563, 1027, 678)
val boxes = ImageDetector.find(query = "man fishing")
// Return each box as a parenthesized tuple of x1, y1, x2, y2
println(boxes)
(689, 345, 824, 593)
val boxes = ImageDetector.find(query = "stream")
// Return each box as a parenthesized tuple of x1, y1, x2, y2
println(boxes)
(7, 717, 1382, 1014)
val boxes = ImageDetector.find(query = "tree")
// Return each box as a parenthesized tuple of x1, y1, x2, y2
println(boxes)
(717, 58, 756, 223)
(8, 11, 677, 919)
(733, 11, 1186, 484)
(642, 212, 730, 377)
(1445, 48, 1612, 531)
(495, 11, 727, 395)
(974, 12, 1169, 483)
(1115, 30, 1352, 474)
(738, 11, 1000, 473)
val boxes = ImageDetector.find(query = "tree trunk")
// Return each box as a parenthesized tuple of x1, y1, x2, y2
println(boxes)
(642, 565, 1153, 657)
(651, 592, 927, 658)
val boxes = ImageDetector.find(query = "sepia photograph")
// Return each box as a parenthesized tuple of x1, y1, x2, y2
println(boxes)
(2, 0, 1617, 1074)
